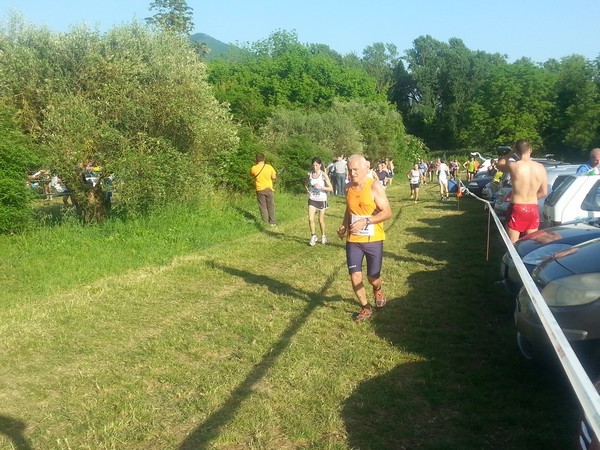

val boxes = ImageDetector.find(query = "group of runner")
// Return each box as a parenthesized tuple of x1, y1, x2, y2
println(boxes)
(250, 146, 540, 323)
(408, 157, 458, 203)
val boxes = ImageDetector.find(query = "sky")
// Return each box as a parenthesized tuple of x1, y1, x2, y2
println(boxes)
(1, 0, 599, 63)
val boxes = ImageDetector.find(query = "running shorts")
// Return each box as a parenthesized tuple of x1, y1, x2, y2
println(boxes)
(507, 203, 540, 233)
(346, 241, 384, 278)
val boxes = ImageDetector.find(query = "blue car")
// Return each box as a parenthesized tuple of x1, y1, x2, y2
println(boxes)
(500, 220, 600, 297)
(514, 236, 600, 361)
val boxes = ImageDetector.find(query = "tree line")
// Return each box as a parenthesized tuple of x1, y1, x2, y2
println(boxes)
(1, 0, 598, 232)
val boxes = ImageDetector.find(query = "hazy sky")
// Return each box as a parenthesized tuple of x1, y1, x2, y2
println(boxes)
(2, 0, 599, 62)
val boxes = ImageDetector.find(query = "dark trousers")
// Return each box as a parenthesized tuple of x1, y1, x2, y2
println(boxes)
(334, 174, 346, 196)
(256, 188, 276, 224)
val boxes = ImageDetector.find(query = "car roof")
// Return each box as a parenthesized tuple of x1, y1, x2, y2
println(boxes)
(545, 164, 579, 172)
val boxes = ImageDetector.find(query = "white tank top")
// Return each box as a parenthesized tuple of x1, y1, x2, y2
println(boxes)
(409, 169, 420, 184)
(309, 171, 327, 202)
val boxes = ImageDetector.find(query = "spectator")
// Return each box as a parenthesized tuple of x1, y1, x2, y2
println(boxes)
(332, 156, 348, 196)
(250, 153, 277, 226)
(576, 148, 600, 175)
(496, 140, 548, 243)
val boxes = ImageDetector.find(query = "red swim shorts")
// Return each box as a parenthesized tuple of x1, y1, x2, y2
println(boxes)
(506, 203, 540, 233)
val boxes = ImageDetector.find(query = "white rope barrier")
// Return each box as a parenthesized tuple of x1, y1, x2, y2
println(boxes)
(463, 183, 600, 439)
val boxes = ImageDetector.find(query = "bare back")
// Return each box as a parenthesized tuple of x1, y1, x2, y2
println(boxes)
(509, 160, 547, 204)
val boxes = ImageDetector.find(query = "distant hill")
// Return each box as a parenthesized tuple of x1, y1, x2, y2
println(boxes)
(190, 33, 233, 59)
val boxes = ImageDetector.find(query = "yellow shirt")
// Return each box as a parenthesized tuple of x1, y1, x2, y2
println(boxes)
(250, 162, 276, 191)
(346, 178, 385, 243)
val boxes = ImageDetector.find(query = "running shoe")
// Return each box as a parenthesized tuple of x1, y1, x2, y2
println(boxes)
(374, 289, 387, 308)
(321, 235, 327, 245)
(309, 234, 318, 246)
(355, 307, 373, 321)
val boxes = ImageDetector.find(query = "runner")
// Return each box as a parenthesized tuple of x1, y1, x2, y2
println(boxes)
(407, 163, 422, 203)
(305, 157, 333, 246)
(337, 155, 392, 322)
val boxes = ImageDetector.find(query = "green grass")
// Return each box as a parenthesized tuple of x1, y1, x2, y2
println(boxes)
(0, 184, 580, 449)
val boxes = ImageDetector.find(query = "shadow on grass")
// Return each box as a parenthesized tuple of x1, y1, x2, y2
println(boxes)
(232, 206, 264, 232)
(178, 260, 346, 449)
(341, 202, 581, 449)
(0, 415, 32, 450)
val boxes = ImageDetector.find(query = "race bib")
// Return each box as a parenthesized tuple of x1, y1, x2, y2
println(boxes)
(351, 214, 374, 236)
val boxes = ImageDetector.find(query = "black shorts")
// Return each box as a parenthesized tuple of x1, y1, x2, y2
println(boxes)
(308, 199, 328, 210)
(346, 241, 384, 278)
(410, 183, 420, 189)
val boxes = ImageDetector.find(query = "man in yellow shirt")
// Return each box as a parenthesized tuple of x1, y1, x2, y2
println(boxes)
(250, 153, 277, 226)
(337, 154, 392, 321)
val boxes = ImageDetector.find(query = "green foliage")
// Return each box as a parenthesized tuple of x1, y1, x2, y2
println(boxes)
(220, 126, 266, 192)
(393, 34, 600, 153)
(332, 100, 407, 162)
(146, 0, 194, 36)
(273, 136, 323, 193)
(207, 30, 382, 128)
(1, 19, 239, 222)
(361, 42, 399, 95)
(0, 102, 38, 233)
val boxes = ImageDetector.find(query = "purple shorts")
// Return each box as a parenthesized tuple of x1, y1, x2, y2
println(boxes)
(346, 241, 384, 278)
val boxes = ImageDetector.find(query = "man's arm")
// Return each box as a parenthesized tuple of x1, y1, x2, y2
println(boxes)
(537, 166, 548, 199)
(369, 181, 392, 224)
(496, 149, 515, 173)
(337, 206, 351, 239)
(270, 165, 277, 180)
(576, 164, 591, 175)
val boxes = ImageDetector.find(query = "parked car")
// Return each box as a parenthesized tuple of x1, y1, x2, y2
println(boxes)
(542, 174, 600, 227)
(465, 172, 494, 197)
(500, 219, 600, 297)
(493, 181, 513, 219)
(514, 237, 600, 361)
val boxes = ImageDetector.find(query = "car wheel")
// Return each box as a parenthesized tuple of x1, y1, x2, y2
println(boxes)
(517, 332, 535, 360)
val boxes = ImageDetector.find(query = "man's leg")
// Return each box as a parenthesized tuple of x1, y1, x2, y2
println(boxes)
(265, 188, 276, 225)
(337, 175, 345, 197)
(506, 226, 521, 243)
(365, 241, 386, 307)
(256, 190, 269, 223)
(350, 272, 369, 307)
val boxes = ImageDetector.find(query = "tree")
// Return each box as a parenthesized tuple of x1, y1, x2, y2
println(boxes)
(1, 19, 238, 222)
(543, 55, 600, 155)
(396, 35, 507, 149)
(146, 0, 194, 35)
(361, 42, 399, 95)
(207, 30, 382, 129)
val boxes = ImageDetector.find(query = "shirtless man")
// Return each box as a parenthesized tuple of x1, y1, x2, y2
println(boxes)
(496, 140, 548, 243)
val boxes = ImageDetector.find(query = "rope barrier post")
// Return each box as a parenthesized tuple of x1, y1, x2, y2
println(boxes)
(486, 205, 491, 261)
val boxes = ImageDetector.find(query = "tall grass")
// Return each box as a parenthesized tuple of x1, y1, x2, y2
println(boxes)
(0, 184, 580, 449)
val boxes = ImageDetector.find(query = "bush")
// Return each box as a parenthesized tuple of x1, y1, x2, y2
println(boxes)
(0, 103, 38, 233)
(275, 136, 324, 193)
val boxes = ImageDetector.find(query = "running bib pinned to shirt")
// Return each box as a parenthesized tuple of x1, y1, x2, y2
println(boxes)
(351, 214, 374, 236)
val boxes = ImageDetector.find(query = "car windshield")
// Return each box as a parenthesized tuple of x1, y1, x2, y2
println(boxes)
(551, 175, 571, 191)
(581, 180, 600, 212)
(545, 176, 576, 207)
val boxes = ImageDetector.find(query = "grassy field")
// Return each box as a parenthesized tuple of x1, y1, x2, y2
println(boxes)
(0, 182, 581, 449)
